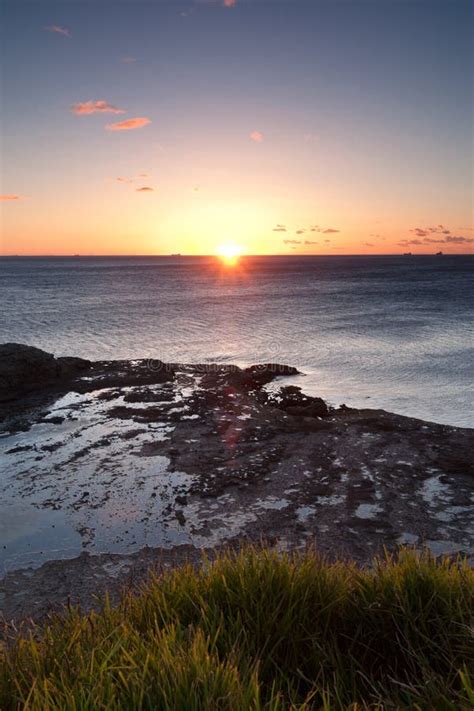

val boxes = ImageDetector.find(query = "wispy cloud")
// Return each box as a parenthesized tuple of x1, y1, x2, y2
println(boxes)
(113, 173, 152, 184)
(444, 235, 474, 244)
(72, 100, 125, 115)
(106, 117, 151, 131)
(249, 130, 263, 143)
(122, 57, 137, 63)
(364, 242, 374, 247)
(411, 228, 429, 237)
(401, 224, 474, 248)
(45, 25, 71, 37)
(136, 186, 154, 192)
(304, 240, 318, 245)
(410, 225, 451, 237)
(398, 235, 473, 246)
(284, 239, 301, 245)
(275, 222, 340, 236)
(307, 225, 340, 234)
(0, 194, 23, 201)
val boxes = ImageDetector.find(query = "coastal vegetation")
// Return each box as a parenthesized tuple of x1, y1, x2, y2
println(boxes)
(1, 546, 473, 710)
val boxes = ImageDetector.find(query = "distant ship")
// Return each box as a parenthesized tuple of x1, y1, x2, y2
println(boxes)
(170, 253, 182, 257)
(403, 252, 412, 256)
(435, 251, 443, 256)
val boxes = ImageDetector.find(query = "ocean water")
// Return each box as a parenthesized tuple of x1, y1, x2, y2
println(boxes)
(1, 255, 472, 427)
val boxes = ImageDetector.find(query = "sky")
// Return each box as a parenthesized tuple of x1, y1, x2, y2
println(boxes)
(0, 0, 473, 256)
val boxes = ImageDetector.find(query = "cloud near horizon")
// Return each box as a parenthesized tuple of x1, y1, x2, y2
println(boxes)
(136, 186, 154, 192)
(249, 130, 263, 143)
(398, 235, 473, 246)
(400, 224, 473, 247)
(72, 100, 126, 115)
(45, 25, 71, 37)
(304, 240, 318, 245)
(275, 223, 340, 237)
(283, 239, 301, 245)
(411, 225, 451, 237)
(106, 117, 151, 131)
(0, 194, 23, 201)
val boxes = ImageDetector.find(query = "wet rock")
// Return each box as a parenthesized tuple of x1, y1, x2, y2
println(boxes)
(243, 363, 299, 385)
(286, 401, 329, 418)
(201, 363, 300, 392)
(123, 387, 174, 403)
(78, 358, 175, 392)
(270, 385, 330, 417)
(0, 343, 90, 401)
(108, 405, 166, 422)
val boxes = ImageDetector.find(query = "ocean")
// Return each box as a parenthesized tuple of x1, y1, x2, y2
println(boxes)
(1, 255, 472, 427)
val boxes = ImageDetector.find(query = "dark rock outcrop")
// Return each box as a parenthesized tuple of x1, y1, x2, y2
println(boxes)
(0, 343, 90, 402)
(0, 344, 177, 407)
(201, 363, 300, 392)
(268, 384, 330, 417)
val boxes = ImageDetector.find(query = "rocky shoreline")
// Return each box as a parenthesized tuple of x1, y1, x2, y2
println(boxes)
(0, 344, 473, 624)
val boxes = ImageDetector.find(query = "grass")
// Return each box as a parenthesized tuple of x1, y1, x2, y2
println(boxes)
(0, 547, 473, 710)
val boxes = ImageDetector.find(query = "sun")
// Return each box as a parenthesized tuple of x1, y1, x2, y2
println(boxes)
(216, 241, 243, 265)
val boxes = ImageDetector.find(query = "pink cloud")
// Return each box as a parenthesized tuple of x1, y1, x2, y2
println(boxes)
(323, 228, 340, 234)
(223, 0, 237, 6)
(136, 187, 154, 192)
(0, 194, 23, 201)
(249, 130, 263, 143)
(45, 25, 71, 37)
(71, 100, 126, 115)
(106, 117, 151, 131)
(116, 177, 133, 184)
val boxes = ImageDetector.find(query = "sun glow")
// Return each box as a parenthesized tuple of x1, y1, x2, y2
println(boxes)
(216, 241, 243, 265)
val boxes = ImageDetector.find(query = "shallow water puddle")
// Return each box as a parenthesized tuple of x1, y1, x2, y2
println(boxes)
(0, 380, 199, 575)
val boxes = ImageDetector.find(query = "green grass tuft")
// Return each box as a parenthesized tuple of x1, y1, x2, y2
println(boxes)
(1, 547, 473, 709)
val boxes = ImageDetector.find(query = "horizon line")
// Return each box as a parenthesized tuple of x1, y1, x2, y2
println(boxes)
(1, 253, 472, 259)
